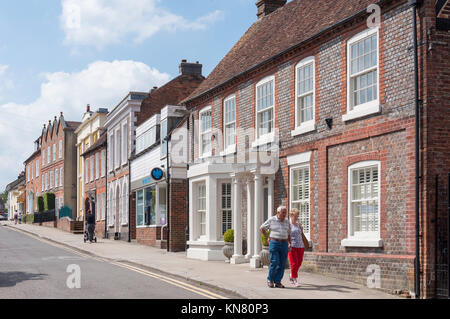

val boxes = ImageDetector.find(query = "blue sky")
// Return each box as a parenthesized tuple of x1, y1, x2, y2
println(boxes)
(0, 0, 288, 190)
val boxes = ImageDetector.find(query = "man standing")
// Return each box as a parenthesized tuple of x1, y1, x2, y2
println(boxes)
(86, 210, 95, 243)
(259, 206, 291, 288)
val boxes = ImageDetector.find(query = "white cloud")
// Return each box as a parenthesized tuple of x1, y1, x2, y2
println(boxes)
(60, 0, 224, 48)
(0, 60, 170, 190)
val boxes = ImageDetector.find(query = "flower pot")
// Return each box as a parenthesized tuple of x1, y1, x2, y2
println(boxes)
(222, 242, 234, 261)
(260, 245, 270, 267)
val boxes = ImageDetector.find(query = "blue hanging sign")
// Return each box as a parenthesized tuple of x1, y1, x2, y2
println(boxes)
(151, 167, 164, 181)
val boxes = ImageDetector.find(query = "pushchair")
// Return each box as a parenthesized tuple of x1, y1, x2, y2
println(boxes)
(84, 222, 97, 243)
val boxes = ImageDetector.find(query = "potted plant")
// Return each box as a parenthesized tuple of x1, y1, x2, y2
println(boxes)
(222, 229, 234, 262)
(260, 231, 270, 267)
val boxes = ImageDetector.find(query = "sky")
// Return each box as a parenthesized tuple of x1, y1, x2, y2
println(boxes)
(0, 0, 292, 191)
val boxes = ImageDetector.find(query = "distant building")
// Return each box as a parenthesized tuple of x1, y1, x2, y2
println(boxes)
(5, 172, 26, 219)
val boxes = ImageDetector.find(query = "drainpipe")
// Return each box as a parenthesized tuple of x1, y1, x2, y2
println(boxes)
(185, 113, 192, 252)
(105, 141, 108, 239)
(128, 159, 131, 243)
(409, 0, 422, 299)
(165, 135, 171, 252)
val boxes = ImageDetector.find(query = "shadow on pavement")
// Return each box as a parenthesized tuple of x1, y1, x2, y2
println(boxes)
(282, 283, 359, 293)
(0, 271, 47, 287)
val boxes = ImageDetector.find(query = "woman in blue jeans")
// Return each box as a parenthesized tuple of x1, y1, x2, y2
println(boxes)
(260, 206, 291, 288)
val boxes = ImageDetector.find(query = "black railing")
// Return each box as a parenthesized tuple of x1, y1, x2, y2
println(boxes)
(33, 210, 56, 224)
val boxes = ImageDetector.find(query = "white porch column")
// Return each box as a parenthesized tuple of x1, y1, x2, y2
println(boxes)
(246, 178, 254, 260)
(231, 177, 246, 264)
(250, 173, 263, 268)
(206, 176, 218, 241)
(268, 175, 274, 217)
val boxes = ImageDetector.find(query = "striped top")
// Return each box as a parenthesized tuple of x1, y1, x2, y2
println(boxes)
(260, 216, 291, 240)
(290, 223, 305, 248)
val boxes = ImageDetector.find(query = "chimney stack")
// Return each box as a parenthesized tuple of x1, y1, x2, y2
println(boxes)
(179, 59, 202, 76)
(256, 0, 286, 19)
(87, 104, 90, 112)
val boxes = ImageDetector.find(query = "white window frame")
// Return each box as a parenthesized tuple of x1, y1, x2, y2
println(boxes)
(59, 140, 62, 159)
(199, 106, 212, 158)
(289, 163, 311, 241)
(343, 27, 380, 122)
(221, 182, 232, 236)
(53, 144, 56, 162)
(47, 147, 50, 164)
(36, 160, 39, 178)
(197, 183, 207, 240)
(49, 171, 53, 189)
(95, 152, 99, 180)
(115, 128, 121, 169)
(121, 182, 128, 225)
(90, 156, 94, 182)
(292, 56, 316, 137)
(55, 169, 58, 189)
(341, 160, 383, 247)
(60, 168, 63, 187)
(122, 122, 128, 166)
(85, 159, 89, 184)
(222, 95, 236, 155)
(109, 135, 114, 173)
(253, 76, 276, 148)
(101, 150, 106, 177)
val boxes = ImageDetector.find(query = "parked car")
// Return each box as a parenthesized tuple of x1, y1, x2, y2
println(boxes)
(0, 212, 8, 221)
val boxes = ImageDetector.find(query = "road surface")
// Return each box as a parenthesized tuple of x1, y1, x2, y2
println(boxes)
(0, 225, 233, 299)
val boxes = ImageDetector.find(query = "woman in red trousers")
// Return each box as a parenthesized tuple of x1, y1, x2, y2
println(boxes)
(288, 208, 305, 287)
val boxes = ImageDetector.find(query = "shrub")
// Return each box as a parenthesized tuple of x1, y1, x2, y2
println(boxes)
(36, 196, 44, 212)
(43, 193, 55, 211)
(223, 229, 234, 243)
(261, 230, 270, 247)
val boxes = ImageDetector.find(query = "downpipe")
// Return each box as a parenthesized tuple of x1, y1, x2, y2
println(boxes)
(408, 0, 422, 299)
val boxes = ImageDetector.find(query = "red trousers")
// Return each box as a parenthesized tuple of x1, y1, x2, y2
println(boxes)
(288, 247, 305, 279)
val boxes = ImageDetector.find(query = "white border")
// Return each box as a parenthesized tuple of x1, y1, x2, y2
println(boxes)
(198, 106, 212, 159)
(344, 27, 380, 122)
(254, 75, 275, 144)
(292, 56, 316, 137)
(341, 160, 383, 247)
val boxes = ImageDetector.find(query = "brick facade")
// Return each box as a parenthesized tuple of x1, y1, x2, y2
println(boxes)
(183, 0, 450, 297)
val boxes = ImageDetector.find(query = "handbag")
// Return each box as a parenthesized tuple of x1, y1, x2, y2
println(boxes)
(300, 225, 310, 250)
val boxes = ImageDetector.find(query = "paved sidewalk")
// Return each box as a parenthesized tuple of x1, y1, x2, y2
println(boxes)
(2, 221, 399, 299)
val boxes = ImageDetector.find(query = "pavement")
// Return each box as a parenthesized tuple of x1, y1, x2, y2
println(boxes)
(1, 221, 400, 299)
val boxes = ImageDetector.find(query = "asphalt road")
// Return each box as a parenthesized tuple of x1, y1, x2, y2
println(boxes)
(0, 225, 231, 299)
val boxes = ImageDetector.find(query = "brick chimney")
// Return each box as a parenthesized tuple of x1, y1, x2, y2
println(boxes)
(256, 0, 286, 19)
(179, 59, 202, 76)
(86, 104, 90, 112)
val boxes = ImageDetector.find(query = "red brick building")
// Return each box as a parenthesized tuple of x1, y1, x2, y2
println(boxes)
(40, 113, 80, 221)
(24, 136, 42, 214)
(182, 0, 450, 298)
(81, 131, 107, 238)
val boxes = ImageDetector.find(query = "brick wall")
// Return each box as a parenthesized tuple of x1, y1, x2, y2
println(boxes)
(169, 178, 187, 252)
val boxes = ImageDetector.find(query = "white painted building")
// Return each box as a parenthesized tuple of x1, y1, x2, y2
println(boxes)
(105, 92, 148, 240)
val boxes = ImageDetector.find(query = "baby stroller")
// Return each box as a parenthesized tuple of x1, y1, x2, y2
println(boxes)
(84, 221, 97, 243)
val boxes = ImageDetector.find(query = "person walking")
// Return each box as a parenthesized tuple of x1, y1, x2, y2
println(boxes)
(259, 206, 291, 288)
(86, 210, 95, 243)
(287, 208, 305, 287)
(18, 211, 22, 224)
(14, 210, 18, 224)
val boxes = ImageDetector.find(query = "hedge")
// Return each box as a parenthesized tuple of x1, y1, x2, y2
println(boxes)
(36, 196, 44, 212)
(43, 193, 55, 211)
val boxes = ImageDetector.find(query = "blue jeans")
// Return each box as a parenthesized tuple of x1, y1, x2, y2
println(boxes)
(267, 240, 289, 283)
